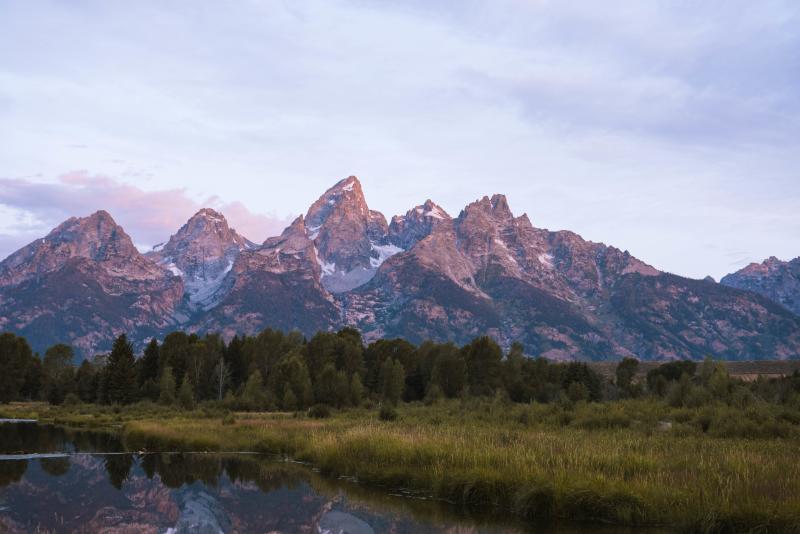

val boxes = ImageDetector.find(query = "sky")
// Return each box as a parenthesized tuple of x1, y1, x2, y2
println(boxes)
(0, 0, 798, 280)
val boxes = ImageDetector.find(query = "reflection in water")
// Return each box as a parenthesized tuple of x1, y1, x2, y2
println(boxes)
(0, 422, 665, 533)
(105, 453, 133, 489)
(39, 456, 71, 477)
(0, 461, 27, 488)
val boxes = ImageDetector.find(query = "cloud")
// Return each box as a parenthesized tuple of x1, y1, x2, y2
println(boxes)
(0, 172, 293, 258)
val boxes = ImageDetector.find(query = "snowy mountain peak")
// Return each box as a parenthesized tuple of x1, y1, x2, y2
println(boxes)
(146, 208, 253, 310)
(301, 176, 389, 293)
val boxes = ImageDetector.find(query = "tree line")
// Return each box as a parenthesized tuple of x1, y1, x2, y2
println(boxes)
(0, 329, 798, 411)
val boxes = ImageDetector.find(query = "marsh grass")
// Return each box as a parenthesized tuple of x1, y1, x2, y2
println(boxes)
(4, 399, 799, 531)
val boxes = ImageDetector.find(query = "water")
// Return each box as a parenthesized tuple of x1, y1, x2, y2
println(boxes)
(0, 421, 654, 533)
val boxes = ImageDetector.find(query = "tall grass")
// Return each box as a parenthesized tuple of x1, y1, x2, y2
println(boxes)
(116, 399, 800, 532)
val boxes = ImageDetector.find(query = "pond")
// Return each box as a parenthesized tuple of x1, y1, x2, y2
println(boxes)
(0, 420, 657, 533)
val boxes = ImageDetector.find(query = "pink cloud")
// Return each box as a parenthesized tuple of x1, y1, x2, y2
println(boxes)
(0, 172, 293, 258)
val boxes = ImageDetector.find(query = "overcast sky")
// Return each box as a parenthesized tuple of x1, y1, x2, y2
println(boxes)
(1, 0, 798, 279)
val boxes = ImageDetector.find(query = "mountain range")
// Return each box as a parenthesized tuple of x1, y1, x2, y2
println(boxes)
(1, 176, 799, 360)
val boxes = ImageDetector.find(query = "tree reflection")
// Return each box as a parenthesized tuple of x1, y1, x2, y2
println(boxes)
(40, 456, 71, 477)
(103, 454, 133, 489)
(0, 460, 27, 487)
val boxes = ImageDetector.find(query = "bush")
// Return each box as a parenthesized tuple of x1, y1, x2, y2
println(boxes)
(307, 404, 331, 419)
(63, 392, 81, 406)
(221, 413, 236, 426)
(378, 404, 398, 421)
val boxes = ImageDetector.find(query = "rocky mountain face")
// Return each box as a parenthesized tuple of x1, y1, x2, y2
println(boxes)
(0, 211, 183, 355)
(722, 257, 800, 316)
(304, 176, 397, 293)
(191, 215, 339, 340)
(146, 208, 254, 312)
(2, 176, 800, 360)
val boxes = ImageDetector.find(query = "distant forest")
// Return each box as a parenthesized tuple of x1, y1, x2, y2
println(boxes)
(1, 328, 799, 413)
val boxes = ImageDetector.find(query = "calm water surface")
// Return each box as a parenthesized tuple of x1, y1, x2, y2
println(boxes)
(0, 420, 660, 533)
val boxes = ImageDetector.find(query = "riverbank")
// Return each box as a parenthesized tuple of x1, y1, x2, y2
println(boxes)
(2, 400, 799, 532)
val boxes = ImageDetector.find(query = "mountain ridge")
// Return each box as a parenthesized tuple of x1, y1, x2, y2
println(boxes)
(1, 176, 799, 360)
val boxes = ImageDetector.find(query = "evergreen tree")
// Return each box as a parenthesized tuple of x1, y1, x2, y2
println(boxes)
(461, 336, 503, 396)
(138, 338, 160, 387)
(429, 344, 466, 398)
(159, 366, 176, 405)
(224, 335, 247, 392)
(105, 334, 138, 405)
(0, 333, 33, 402)
(615, 357, 639, 397)
(380, 358, 405, 405)
(21, 355, 44, 401)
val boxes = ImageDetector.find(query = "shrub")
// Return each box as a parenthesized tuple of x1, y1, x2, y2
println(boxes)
(221, 413, 236, 426)
(307, 404, 331, 419)
(63, 392, 81, 406)
(378, 404, 398, 421)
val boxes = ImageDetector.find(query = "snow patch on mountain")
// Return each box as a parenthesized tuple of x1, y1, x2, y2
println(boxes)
(307, 224, 321, 241)
(538, 253, 554, 268)
(163, 261, 184, 277)
(425, 206, 447, 219)
(184, 259, 234, 310)
(370, 242, 403, 268)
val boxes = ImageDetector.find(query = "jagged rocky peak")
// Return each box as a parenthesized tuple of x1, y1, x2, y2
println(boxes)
(303, 176, 399, 293)
(454, 193, 535, 277)
(147, 208, 254, 310)
(263, 215, 314, 253)
(721, 255, 800, 315)
(389, 199, 450, 249)
(232, 215, 322, 280)
(0, 210, 164, 286)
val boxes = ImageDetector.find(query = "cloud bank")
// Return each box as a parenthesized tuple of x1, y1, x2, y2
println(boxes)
(0, 173, 292, 257)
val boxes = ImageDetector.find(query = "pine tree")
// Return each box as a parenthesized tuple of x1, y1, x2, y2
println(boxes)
(159, 366, 176, 405)
(105, 334, 138, 405)
(0, 333, 33, 402)
(138, 338, 160, 387)
(380, 358, 405, 405)
(461, 336, 503, 396)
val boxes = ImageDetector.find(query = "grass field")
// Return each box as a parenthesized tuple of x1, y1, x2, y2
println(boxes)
(3, 399, 799, 532)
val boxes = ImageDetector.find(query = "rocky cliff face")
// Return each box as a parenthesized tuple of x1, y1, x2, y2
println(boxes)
(2, 177, 799, 360)
(0, 211, 183, 355)
(190, 215, 339, 339)
(146, 208, 254, 312)
(721, 257, 800, 316)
